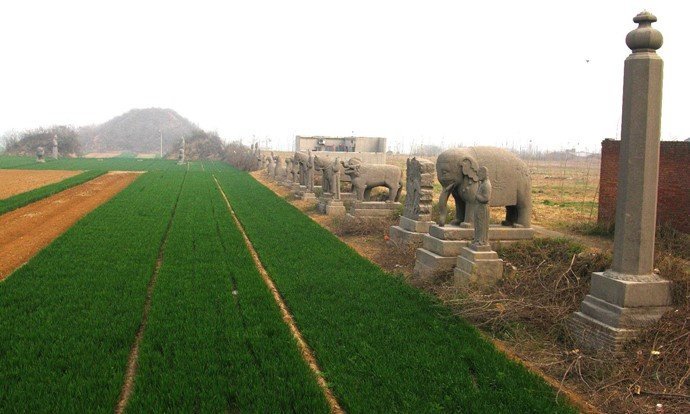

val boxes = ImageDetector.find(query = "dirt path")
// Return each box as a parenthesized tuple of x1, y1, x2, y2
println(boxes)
(0, 172, 141, 280)
(0, 169, 82, 200)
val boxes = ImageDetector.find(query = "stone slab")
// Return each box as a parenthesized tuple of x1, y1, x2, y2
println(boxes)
(589, 271, 672, 308)
(388, 226, 425, 247)
(352, 201, 402, 210)
(422, 235, 469, 257)
(350, 208, 396, 218)
(454, 247, 504, 287)
(428, 224, 534, 241)
(399, 216, 433, 233)
(326, 200, 346, 216)
(567, 311, 638, 353)
(579, 294, 672, 329)
(414, 248, 457, 271)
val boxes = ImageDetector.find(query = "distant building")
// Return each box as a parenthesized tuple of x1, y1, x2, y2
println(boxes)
(294, 136, 387, 163)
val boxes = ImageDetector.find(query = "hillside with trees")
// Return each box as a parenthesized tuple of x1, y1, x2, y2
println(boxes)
(78, 108, 202, 153)
(2, 126, 81, 156)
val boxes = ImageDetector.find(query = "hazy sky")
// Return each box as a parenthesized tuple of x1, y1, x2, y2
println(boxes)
(1, 1, 688, 153)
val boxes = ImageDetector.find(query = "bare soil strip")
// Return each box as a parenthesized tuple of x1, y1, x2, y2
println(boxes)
(0, 169, 82, 200)
(115, 171, 186, 414)
(213, 176, 344, 414)
(0, 172, 140, 280)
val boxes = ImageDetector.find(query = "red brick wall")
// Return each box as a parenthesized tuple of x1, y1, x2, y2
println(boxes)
(598, 139, 690, 233)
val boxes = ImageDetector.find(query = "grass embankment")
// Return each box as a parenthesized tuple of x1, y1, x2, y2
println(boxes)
(0, 170, 106, 215)
(0, 172, 185, 411)
(216, 170, 576, 413)
(127, 172, 328, 412)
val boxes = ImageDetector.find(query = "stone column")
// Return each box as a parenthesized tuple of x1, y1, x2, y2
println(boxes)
(569, 11, 672, 352)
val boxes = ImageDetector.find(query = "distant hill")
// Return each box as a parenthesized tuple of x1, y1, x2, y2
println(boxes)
(3, 126, 81, 157)
(79, 108, 202, 154)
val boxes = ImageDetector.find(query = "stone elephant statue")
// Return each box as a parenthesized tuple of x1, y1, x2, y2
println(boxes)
(436, 146, 532, 227)
(341, 159, 403, 202)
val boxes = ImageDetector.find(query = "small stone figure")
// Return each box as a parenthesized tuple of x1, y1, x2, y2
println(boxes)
(332, 157, 342, 200)
(178, 137, 186, 164)
(306, 150, 315, 192)
(36, 146, 45, 163)
(52, 135, 58, 159)
(471, 166, 491, 248)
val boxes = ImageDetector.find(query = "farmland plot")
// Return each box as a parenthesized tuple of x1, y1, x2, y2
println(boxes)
(0, 172, 185, 411)
(6, 157, 182, 171)
(126, 172, 329, 412)
(216, 170, 576, 413)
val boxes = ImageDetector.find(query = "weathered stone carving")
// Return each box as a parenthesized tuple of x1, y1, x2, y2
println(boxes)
(436, 147, 531, 228)
(267, 152, 276, 178)
(273, 154, 284, 180)
(293, 151, 309, 186)
(341, 158, 403, 202)
(313, 154, 334, 193)
(471, 166, 491, 248)
(52, 135, 58, 159)
(331, 157, 342, 200)
(403, 157, 435, 221)
(36, 146, 45, 163)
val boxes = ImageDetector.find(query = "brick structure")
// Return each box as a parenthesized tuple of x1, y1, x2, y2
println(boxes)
(598, 138, 690, 233)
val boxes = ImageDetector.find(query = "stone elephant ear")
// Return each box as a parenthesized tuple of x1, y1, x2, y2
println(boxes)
(461, 158, 479, 181)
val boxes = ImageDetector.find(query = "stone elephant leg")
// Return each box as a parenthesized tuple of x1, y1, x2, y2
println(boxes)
(515, 185, 532, 227)
(363, 187, 372, 201)
(503, 206, 519, 227)
(386, 183, 399, 202)
(451, 191, 465, 226)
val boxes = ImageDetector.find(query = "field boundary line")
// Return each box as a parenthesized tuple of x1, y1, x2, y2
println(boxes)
(115, 171, 187, 414)
(213, 175, 344, 414)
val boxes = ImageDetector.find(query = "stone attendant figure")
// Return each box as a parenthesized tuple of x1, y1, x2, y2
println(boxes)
(332, 157, 342, 200)
(306, 150, 315, 192)
(52, 135, 58, 159)
(36, 146, 45, 163)
(471, 166, 492, 247)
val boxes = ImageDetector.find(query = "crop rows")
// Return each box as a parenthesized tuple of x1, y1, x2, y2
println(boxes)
(0, 155, 35, 168)
(6, 157, 183, 171)
(0, 171, 185, 411)
(0, 170, 105, 215)
(126, 172, 328, 412)
(215, 170, 576, 413)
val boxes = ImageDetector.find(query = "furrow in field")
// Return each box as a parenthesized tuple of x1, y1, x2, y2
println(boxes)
(125, 172, 329, 412)
(0, 171, 186, 411)
(213, 175, 344, 414)
(115, 169, 187, 414)
(215, 169, 577, 413)
(0, 172, 141, 280)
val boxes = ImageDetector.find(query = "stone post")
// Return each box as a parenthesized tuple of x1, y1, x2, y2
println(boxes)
(52, 135, 58, 159)
(569, 11, 672, 352)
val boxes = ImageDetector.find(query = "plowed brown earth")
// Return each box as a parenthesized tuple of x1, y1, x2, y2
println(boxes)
(0, 172, 141, 280)
(0, 169, 82, 199)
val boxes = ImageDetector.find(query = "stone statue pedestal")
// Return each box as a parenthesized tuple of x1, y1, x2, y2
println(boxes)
(413, 224, 533, 283)
(389, 216, 434, 247)
(347, 201, 401, 219)
(454, 244, 504, 288)
(325, 200, 346, 216)
(291, 183, 301, 192)
(568, 271, 672, 351)
(317, 193, 333, 213)
(298, 192, 317, 200)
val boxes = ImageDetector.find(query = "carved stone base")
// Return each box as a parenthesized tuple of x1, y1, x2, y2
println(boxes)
(429, 224, 534, 241)
(348, 201, 401, 218)
(568, 270, 673, 352)
(412, 224, 529, 284)
(36, 159, 45, 163)
(298, 192, 317, 200)
(325, 200, 346, 216)
(453, 245, 504, 288)
(388, 216, 435, 247)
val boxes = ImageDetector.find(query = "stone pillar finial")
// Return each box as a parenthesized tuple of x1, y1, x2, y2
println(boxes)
(626, 11, 663, 52)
